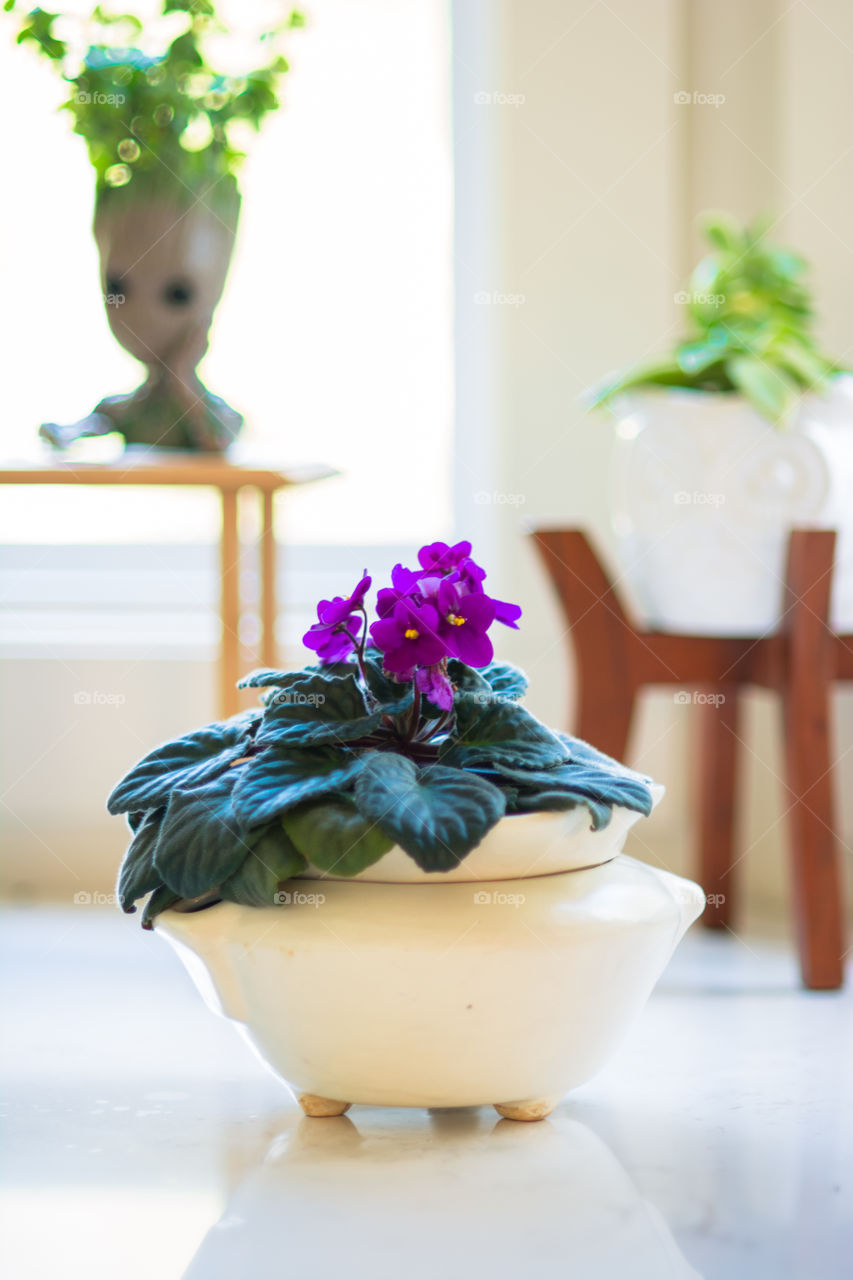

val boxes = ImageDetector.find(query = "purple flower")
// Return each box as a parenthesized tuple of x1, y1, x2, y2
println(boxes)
(375, 563, 420, 619)
(417, 540, 473, 575)
(370, 598, 446, 677)
(415, 663, 454, 712)
(437, 579, 496, 667)
(303, 572, 371, 664)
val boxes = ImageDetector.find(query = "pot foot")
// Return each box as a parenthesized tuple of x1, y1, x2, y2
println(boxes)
(493, 1097, 559, 1122)
(297, 1093, 352, 1118)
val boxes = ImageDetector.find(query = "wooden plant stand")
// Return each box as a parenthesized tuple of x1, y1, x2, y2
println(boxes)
(531, 526, 850, 990)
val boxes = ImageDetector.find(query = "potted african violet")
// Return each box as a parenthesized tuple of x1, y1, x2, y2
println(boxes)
(11, 2, 303, 449)
(109, 540, 705, 1121)
(589, 213, 853, 633)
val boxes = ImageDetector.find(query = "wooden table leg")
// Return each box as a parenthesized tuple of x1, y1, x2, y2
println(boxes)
(696, 687, 738, 929)
(260, 488, 278, 670)
(783, 530, 845, 989)
(219, 487, 241, 719)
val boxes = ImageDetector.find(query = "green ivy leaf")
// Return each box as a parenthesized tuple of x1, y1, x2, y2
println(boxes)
(727, 355, 799, 426)
(353, 754, 505, 872)
(107, 711, 260, 814)
(440, 697, 568, 772)
(153, 773, 251, 899)
(283, 797, 393, 877)
(256, 671, 382, 746)
(220, 824, 307, 906)
(116, 808, 164, 912)
(232, 744, 367, 826)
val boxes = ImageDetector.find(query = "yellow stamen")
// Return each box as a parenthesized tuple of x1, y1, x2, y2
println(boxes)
(447, 613, 465, 626)
(404, 627, 419, 640)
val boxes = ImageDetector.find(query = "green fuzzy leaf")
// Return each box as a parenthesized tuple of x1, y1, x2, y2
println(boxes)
(448, 659, 529, 702)
(153, 773, 251, 899)
(353, 754, 505, 872)
(237, 668, 303, 689)
(107, 711, 260, 814)
(283, 798, 393, 877)
(220, 824, 307, 906)
(440, 696, 568, 772)
(232, 744, 367, 827)
(494, 754, 653, 830)
(361, 658, 414, 714)
(256, 671, 382, 746)
(117, 808, 164, 912)
(141, 884, 180, 930)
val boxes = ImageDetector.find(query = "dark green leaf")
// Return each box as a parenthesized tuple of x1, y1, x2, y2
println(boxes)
(256, 671, 382, 746)
(361, 658, 414, 714)
(353, 754, 505, 872)
(232, 744, 367, 826)
(447, 659, 529, 702)
(440, 697, 568, 772)
(117, 808, 165, 912)
(495, 753, 653, 830)
(220, 824, 307, 906)
(238, 668, 303, 689)
(141, 884, 180, 930)
(107, 711, 260, 814)
(283, 797, 394, 877)
(153, 773, 251, 898)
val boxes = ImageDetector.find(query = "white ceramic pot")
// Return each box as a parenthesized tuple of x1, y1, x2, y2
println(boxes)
(156, 804, 704, 1122)
(610, 376, 853, 634)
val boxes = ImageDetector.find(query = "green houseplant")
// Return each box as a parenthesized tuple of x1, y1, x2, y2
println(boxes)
(109, 539, 655, 926)
(587, 214, 853, 634)
(107, 540, 707, 1123)
(589, 213, 844, 428)
(10, 1, 303, 449)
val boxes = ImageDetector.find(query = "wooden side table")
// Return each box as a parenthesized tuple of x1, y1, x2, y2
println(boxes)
(531, 525, 850, 990)
(0, 455, 335, 719)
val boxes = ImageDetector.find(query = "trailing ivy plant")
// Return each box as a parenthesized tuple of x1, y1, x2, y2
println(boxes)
(109, 540, 654, 926)
(588, 213, 846, 428)
(8, 1, 303, 198)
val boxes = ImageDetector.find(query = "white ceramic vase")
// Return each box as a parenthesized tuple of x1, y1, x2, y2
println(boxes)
(610, 375, 853, 634)
(156, 797, 705, 1122)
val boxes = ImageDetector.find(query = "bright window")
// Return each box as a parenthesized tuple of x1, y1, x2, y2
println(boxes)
(0, 0, 453, 546)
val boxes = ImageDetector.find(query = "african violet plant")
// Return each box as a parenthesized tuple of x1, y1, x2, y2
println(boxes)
(109, 540, 653, 927)
(589, 213, 845, 428)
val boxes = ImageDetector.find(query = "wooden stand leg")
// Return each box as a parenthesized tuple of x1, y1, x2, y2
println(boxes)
(219, 487, 241, 719)
(783, 531, 845, 989)
(532, 529, 638, 755)
(697, 687, 738, 929)
(260, 488, 278, 670)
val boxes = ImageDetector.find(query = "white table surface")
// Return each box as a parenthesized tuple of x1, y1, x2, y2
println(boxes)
(1, 905, 851, 1280)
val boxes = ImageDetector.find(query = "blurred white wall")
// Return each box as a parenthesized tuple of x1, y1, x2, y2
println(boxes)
(452, 0, 853, 925)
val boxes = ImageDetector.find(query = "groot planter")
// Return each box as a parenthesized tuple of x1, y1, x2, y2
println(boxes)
(13, 2, 302, 451)
(76, 183, 244, 450)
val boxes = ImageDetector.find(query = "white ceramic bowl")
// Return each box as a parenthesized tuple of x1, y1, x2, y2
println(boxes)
(298, 783, 666, 884)
(157, 847, 704, 1120)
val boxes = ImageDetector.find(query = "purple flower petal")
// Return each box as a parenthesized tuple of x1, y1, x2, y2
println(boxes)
(415, 664, 454, 711)
(446, 626, 494, 667)
(494, 598, 522, 629)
